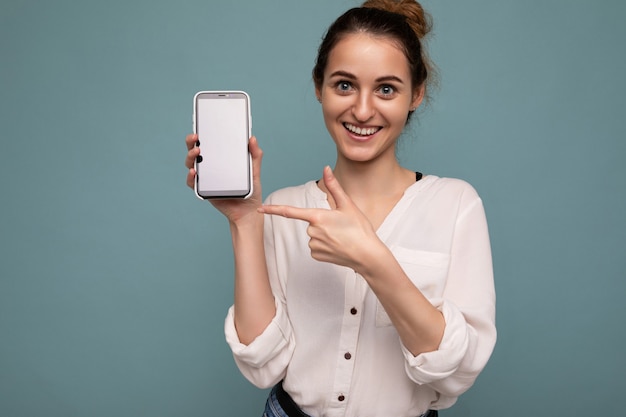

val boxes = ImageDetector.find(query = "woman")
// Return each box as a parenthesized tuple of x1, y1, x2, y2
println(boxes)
(185, 1, 496, 416)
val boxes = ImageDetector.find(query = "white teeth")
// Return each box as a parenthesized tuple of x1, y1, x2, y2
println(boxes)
(344, 123, 379, 136)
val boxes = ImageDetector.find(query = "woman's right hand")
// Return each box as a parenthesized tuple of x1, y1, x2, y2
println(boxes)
(185, 133, 265, 224)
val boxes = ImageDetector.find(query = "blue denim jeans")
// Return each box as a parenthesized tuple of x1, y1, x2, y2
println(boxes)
(263, 384, 294, 417)
(262, 383, 437, 417)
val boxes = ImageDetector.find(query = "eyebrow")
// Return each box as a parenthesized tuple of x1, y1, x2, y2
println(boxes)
(328, 70, 405, 84)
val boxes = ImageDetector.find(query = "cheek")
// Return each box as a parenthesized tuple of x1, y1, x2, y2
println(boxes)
(321, 106, 334, 127)
(321, 100, 347, 123)
(380, 104, 411, 127)
(321, 107, 341, 140)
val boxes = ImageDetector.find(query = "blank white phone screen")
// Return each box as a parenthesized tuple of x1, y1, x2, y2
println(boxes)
(196, 95, 249, 197)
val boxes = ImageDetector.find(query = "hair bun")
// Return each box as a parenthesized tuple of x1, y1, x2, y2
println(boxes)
(361, 0, 432, 39)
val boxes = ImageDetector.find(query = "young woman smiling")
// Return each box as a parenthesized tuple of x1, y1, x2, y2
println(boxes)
(184, 1, 496, 416)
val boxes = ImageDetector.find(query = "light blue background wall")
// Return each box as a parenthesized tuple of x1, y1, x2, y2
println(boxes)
(1, 0, 624, 415)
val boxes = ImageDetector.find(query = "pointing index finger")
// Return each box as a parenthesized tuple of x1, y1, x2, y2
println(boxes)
(258, 204, 316, 223)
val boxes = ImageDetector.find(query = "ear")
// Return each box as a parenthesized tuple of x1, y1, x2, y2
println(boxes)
(410, 85, 426, 110)
(315, 86, 322, 103)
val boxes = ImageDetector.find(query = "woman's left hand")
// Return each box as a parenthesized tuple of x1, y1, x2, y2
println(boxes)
(258, 166, 382, 271)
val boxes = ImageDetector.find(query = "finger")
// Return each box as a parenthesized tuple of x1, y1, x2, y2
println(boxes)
(258, 204, 317, 223)
(248, 136, 263, 179)
(186, 167, 196, 189)
(186, 133, 198, 151)
(185, 146, 201, 169)
(322, 166, 350, 209)
(249, 136, 261, 158)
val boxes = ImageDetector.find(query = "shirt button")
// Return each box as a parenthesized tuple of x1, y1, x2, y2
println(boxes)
(344, 352, 352, 360)
(338, 395, 345, 402)
(350, 307, 357, 315)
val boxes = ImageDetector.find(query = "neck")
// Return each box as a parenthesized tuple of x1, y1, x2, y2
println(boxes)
(329, 154, 414, 200)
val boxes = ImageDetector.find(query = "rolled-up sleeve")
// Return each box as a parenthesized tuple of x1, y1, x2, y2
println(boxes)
(224, 297, 296, 388)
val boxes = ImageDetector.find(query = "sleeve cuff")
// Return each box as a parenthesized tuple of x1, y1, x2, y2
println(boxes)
(224, 298, 293, 368)
(402, 300, 470, 384)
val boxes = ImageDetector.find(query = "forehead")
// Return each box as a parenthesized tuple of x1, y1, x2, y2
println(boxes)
(325, 33, 411, 81)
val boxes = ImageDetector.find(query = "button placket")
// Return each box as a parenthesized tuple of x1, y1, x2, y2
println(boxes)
(329, 270, 366, 412)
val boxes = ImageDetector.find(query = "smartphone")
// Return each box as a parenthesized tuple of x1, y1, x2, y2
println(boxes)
(193, 91, 252, 199)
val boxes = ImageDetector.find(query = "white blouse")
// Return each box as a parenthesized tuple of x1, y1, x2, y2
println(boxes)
(225, 176, 496, 417)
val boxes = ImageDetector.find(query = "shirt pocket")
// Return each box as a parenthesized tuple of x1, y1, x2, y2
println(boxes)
(375, 247, 450, 327)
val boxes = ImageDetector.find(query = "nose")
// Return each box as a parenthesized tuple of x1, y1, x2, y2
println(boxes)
(351, 92, 375, 122)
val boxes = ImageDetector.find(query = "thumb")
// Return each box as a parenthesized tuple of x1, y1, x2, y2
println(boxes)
(322, 166, 350, 209)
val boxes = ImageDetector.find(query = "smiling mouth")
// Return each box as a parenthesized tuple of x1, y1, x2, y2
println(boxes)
(343, 122, 381, 136)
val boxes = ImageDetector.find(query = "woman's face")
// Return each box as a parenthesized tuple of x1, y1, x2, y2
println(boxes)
(316, 33, 423, 164)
